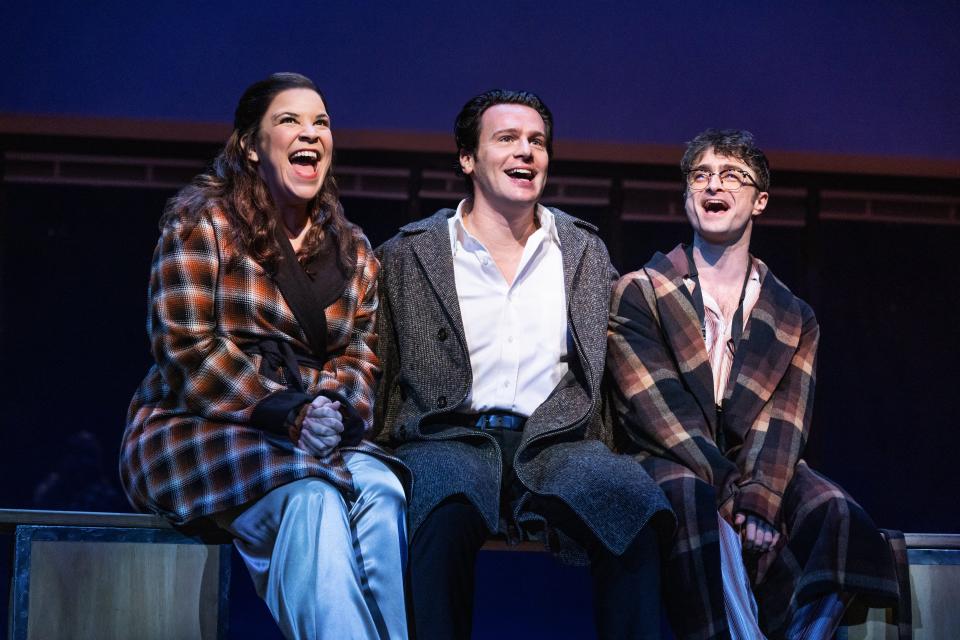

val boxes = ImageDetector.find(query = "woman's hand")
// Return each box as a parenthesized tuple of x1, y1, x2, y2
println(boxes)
(297, 396, 344, 458)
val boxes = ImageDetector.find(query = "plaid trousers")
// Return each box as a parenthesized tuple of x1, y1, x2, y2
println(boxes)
(648, 458, 899, 640)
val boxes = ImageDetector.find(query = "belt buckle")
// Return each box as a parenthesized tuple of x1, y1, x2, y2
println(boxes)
(476, 413, 521, 431)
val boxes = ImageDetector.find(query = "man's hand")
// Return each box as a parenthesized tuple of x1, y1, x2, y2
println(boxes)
(298, 396, 344, 458)
(734, 512, 780, 554)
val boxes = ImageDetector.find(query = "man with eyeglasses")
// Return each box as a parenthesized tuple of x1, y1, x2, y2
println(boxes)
(607, 129, 899, 639)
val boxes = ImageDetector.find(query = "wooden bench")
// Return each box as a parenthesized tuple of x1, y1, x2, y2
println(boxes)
(1, 509, 231, 640)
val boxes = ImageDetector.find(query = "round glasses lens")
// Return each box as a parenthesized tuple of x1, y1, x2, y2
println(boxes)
(720, 171, 744, 190)
(688, 171, 709, 190)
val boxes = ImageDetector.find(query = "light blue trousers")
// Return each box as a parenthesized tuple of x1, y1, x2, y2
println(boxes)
(217, 453, 408, 640)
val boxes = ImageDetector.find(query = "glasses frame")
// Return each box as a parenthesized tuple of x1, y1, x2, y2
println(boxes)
(686, 168, 759, 192)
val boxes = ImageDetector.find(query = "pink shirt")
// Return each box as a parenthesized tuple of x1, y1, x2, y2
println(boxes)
(684, 258, 762, 404)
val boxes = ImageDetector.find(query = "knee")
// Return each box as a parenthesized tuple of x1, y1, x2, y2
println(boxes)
(785, 469, 853, 529)
(807, 486, 852, 529)
(282, 478, 344, 516)
(414, 497, 487, 551)
(357, 471, 406, 514)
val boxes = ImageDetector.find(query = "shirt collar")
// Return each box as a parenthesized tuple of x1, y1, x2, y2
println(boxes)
(448, 199, 561, 256)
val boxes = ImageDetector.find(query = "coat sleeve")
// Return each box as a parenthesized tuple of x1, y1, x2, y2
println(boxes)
(607, 273, 739, 494)
(149, 216, 305, 431)
(312, 235, 381, 441)
(732, 304, 819, 525)
(372, 242, 402, 444)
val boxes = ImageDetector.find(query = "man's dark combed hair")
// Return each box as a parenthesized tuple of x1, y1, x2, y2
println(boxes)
(681, 129, 770, 192)
(453, 89, 553, 183)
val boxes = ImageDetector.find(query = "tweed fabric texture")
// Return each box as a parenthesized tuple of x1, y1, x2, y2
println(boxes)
(607, 244, 898, 639)
(374, 209, 673, 556)
(120, 207, 398, 524)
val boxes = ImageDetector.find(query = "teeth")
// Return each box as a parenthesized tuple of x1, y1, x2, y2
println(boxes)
(291, 150, 318, 160)
(506, 168, 533, 179)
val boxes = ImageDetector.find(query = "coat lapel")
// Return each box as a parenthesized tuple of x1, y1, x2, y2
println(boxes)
(521, 211, 601, 444)
(404, 211, 469, 350)
(722, 262, 802, 438)
(556, 213, 590, 363)
(644, 245, 718, 430)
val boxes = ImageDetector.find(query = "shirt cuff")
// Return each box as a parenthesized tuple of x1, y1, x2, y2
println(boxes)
(251, 390, 312, 439)
(733, 480, 782, 525)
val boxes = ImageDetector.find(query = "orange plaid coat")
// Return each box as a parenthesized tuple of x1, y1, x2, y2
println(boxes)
(120, 207, 394, 524)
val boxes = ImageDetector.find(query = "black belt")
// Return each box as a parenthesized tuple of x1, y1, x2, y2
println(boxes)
(447, 411, 527, 431)
(242, 339, 326, 392)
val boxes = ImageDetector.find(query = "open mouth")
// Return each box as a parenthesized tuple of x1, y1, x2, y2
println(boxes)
(703, 199, 729, 213)
(289, 149, 320, 179)
(505, 168, 535, 181)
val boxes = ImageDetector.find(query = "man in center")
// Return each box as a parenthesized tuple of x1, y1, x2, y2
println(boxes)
(375, 89, 672, 639)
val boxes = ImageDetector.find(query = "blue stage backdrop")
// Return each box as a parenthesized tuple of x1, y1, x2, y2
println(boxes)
(2, 1, 958, 160)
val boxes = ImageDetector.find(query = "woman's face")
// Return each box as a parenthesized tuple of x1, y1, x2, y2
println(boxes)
(247, 88, 333, 214)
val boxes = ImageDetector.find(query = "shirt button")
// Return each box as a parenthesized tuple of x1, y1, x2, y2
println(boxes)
(436, 395, 447, 408)
(507, 336, 514, 343)
(437, 327, 448, 341)
(502, 381, 509, 388)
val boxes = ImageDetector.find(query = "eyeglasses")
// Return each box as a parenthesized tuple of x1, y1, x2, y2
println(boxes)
(686, 169, 758, 192)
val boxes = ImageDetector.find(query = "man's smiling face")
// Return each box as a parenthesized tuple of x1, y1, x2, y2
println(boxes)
(684, 147, 768, 246)
(459, 103, 549, 213)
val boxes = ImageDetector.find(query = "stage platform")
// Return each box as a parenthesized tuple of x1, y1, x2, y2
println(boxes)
(1, 509, 956, 639)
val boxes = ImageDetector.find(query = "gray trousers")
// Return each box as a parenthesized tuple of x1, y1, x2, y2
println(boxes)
(216, 452, 408, 640)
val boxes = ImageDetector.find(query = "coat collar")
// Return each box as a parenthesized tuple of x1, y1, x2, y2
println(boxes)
(643, 246, 717, 427)
(404, 210, 468, 351)
(401, 208, 597, 327)
(722, 264, 802, 438)
(402, 207, 602, 434)
(644, 244, 803, 433)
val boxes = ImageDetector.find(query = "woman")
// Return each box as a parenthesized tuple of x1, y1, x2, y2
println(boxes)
(120, 72, 408, 640)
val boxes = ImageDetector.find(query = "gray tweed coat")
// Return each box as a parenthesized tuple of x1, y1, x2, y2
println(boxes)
(374, 208, 672, 555)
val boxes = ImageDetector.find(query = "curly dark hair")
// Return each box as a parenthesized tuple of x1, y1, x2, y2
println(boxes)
(160, 72, 354, 272)
(680, 129, 770, 193)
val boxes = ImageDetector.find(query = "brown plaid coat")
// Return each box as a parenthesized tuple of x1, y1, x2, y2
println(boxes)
(120, 207, 397, 525)
(608, 245, 898, 639)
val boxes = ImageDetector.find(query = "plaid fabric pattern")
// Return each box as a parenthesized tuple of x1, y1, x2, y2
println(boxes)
(607, 244, 898, 639)
(120, 207, 391, 524)
(608, 246, 816, 524)
(879, 529, 912, 640)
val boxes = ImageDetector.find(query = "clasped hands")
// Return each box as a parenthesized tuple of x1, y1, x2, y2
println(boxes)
(734, 512, 780, 554)
(296, 395, 344, 458)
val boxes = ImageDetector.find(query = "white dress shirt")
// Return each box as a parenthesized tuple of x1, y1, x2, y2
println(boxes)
(448, 200, 569, 417)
